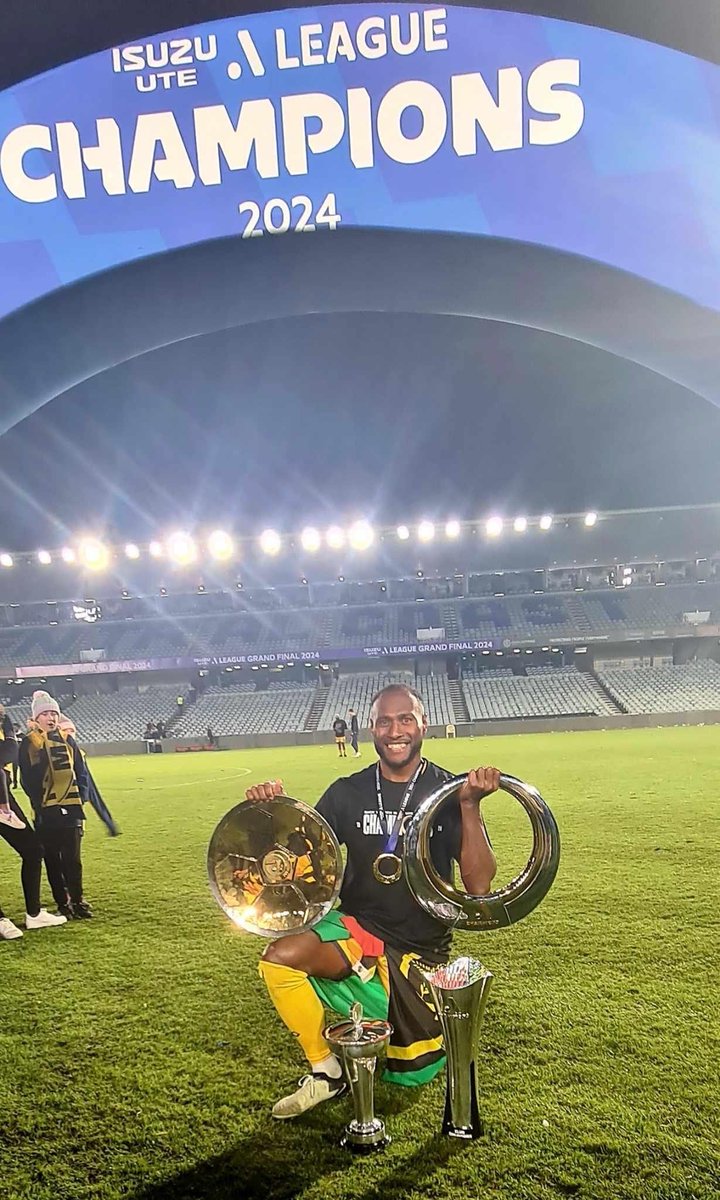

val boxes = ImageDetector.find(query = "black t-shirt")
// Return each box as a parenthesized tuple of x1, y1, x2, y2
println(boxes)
(349, 714, 359, 734)
(315, 760, 461, 960)
(332, 719, 347, 737)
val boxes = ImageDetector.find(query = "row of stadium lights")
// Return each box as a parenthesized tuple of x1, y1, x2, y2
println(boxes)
(0, 513, 600, 571)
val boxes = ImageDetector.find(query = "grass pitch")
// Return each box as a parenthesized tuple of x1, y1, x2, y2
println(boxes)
(1, 727, 718, 1200)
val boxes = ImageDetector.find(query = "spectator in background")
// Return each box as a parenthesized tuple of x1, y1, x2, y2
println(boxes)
(143, 721, 154, 741)
(0, 704, 18, 792)
(207, 726, 218, 748)
(1, 712, 67, 936)
(332, 715, 348, 758)
(348, 708, 360, 758)
(156, 719, 166, 739)
(19, 690, 94, 920)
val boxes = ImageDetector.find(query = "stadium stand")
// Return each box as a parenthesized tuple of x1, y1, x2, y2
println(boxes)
(51, 685, 184, 743)
(316, 671, 415, 730)
(461, 666, 618, 720)
(171, 682, 316, 737)
(595, 660, 720, 713)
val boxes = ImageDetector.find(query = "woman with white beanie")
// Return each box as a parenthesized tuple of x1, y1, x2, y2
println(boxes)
(19, 689, 94, 920)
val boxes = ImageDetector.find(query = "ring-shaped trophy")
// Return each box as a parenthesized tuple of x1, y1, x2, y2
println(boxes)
(207, 796, 342, 937)
(403, 772, 561, 930)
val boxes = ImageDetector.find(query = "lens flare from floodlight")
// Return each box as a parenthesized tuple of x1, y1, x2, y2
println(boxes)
(149, 540, 163, 558)
(79, 538, 109, 571)
(167, 531, 197, 565)
(445, 520, 461, 539)
(301, 527, 321, 553)
(485, 517, 503, 538)
(259, 529, 282, 556)
(208, 530, 233, 561)
(396, 524, 410, 541)
(38, 550, 52, 565)
(61, 547, 76, 563)
(417, 521, 435, 543)
(539, 514, 553, 531)
(0, 553, 13, 568)
(584, 511, 598, 527)
(326, 525, 346, 550)
(125, 543, 140, 560)
(348, 520, 374, 551)
(513, 516, 528, 533)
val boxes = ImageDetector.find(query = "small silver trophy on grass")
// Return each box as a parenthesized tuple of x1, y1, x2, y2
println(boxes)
(324, 1002, 393, 1152)
(423, 956, 493, 1139)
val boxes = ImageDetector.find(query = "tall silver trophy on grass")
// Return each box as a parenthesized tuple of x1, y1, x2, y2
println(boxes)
(404, 774, 561, 1140)
(324, 1002, 393, 1152)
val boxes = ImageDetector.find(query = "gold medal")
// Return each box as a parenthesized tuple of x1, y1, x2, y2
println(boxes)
(372, 852, 403, 885)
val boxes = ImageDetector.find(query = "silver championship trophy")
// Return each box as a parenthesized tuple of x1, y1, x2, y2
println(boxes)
(324, 1002, 393, 1152)
(207, 772, 560, 1148)
(404, 773, 561, 1140)
(422, 957, 493, 1138)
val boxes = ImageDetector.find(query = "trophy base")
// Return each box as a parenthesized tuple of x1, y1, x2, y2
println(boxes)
(340, 1121, 391, 1153)
(444, 1123, 484, 1141)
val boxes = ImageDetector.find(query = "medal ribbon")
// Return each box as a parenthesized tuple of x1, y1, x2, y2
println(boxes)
(374, 759, 425, 858)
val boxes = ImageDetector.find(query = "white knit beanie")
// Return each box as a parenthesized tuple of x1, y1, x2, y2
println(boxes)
(31, 690, 60, 720)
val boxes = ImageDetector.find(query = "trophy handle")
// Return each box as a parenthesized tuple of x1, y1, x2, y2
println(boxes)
(403, 773, 560, 930)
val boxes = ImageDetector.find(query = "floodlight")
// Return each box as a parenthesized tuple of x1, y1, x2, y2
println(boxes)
(485, 517, 502, 537)
(79, 538, 109, 571)
(513, 516, 528, 533)
(584, 511, 598, 527)
(417, 521, 435, 543)
(396, 525, 410, 541)
(149, 540, 163, 557)
(207, 530, 233, 560)
(166, 531, 197, 565)
(301, 527, 321, 553)
(61, 547, 76, 563)
(445, 520, 461, 539)
(326, 525, 345, 550)
(0, 553, 13, 568)
(38, 550, 52, 564)
(348, 520, 374, 551)
(259, 529, 282, 556)
(125, 543, 140, 560)
(539, 514, 553, 531)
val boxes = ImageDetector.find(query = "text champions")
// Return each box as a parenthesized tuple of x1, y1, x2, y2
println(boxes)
(0, 60, 583, 204)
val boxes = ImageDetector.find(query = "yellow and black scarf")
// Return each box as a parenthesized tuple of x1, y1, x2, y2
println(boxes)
(26, 729, 83, 809)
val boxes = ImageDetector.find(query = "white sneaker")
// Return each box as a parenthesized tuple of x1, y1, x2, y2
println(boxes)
(272, 1072, 346, 1120)
(0, 917, 23, 940)
(0, 808, 25, 830)
(25, 909, 68, 930)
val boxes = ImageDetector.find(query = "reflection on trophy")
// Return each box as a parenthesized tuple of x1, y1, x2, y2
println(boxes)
(422, 956, 493, 1139)
(324, 1002, 393, 1152)
(207, 771, 560, 1146)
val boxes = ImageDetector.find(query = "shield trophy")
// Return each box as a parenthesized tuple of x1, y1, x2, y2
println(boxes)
(207, 795, 391, 1150)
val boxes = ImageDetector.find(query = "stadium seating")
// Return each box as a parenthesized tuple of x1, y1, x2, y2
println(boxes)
(461, 666, 617, 720)
(316, 672, 415, 730)
(46, 685, 185, 743)
(171, 683, 316, 737)
(595, 661, 720, 713)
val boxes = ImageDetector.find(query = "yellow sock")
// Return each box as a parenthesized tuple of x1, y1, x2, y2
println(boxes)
(258, 958, 331, 1067)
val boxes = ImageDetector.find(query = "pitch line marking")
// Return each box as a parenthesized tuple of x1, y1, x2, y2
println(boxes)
(145, 767, 253, 790)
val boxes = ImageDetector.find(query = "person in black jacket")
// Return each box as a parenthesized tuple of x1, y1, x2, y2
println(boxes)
(19, 690, 94, 920)
(0, 710, 67, 938)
